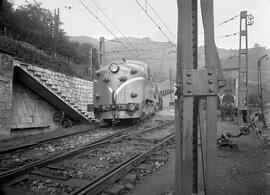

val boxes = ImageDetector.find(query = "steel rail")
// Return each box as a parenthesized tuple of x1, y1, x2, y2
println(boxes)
(0, 117, 155, 154)
(112, 122, 174, 142)
(74, 133, 175, 195)
(0, 123, 172, 183)
(0, 125, 102, 154)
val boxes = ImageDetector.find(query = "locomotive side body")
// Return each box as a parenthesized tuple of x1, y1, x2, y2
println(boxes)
(90, 60, 159, 123)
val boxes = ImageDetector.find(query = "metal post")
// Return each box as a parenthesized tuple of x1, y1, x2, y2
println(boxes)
(237, 11, 253, 124)
(176, 0, 223, 194)
(258, 60, 260, 98)
(53, 9, 60, 58)
(191, 0, 198, 192)
(175, 0, 193, 193)
(170, 69, 172, 102)
(99, 37, 105, 69)
(4, 27, 6, 37)
(54, 9, 56, 57)
(258, 55, 268, 128)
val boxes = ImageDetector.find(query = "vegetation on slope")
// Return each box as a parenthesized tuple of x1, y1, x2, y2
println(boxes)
(0, 0, 98, 79)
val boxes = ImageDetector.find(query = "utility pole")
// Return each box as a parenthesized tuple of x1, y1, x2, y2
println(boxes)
(99, 37, 105, 68)
(88, 44, 93, 80)
(4, 27, 6, 37)
(53, 8, 60, 58)
(237, 11, 253, 124)
(170, 69, 172, 102)
(258, 55, 268, 128)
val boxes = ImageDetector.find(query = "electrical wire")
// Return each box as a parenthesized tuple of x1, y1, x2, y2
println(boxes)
(199, 32, 239, 44)
(199, 14, 240, 36)
(90, 0, 139, 56)
(216, 32, 239, 39)
(144, 1, 177, 40)
(105, 45, 174, 53)
(215, 15, 239, 27)
(133, 0, 176, 47)
(78, 0, 138, 58)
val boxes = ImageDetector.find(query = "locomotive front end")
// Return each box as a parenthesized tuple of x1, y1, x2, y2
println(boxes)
(88, 60, 147, 124)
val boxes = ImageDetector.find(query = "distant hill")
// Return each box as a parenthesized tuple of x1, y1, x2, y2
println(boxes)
(69, 36, 176, 82)
(69, 36, 270, 86)
(68, 36, 99, 46)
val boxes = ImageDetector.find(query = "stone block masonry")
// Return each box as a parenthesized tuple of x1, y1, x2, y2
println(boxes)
(0, 50, 94, 137)
(0, 52, 14, 136)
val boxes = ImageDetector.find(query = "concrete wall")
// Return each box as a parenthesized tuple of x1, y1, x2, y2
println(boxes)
(11, 79, 61, 130)
(0, 53, 14, 136)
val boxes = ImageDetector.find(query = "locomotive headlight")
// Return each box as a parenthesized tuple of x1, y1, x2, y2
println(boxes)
(109, 63, 119, 73)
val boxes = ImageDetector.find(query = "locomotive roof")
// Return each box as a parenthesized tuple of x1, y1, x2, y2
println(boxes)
(96, 60, 149, 73)
(112, 60, 148, 68)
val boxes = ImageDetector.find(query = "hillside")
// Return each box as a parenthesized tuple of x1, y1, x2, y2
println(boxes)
(0, 0, 101, 80)
(69, 36, 270, 85)
(69, 36, 176, 82)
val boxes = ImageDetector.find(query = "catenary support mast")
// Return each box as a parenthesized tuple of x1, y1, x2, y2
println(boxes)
(175, 0, 224, 194)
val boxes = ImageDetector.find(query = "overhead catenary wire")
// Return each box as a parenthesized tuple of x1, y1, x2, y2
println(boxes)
(199, 14, 240, 36)
(105, 45, 175, 53)
(144, 1, 177, 40)
(215, 15, 239, 27)
(133, 0, 176, 47)
(78, 0, 138, 58)
(216, 32, 239, 39)
(90, 0, 139, 56)
(198, 32, 239, 44)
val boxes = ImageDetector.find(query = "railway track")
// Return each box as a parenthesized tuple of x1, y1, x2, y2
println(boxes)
(0, 122, 174, 195)
(0, 125, 104, 154)
(0, 125, 111, 174)
(0, 117, 169, 175)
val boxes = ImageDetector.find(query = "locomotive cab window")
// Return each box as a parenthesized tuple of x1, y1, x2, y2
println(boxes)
(127, 63, 145, 71)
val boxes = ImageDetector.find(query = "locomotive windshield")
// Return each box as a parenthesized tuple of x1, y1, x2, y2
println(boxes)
(127, 63, 145, 71)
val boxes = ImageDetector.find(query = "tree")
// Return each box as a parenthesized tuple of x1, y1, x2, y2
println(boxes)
(254, 43, 260, 48)
(0, 0, 99, 79)
(249, 93, 260, 107)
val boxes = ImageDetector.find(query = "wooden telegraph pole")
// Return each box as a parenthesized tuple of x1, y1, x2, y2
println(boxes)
(170, 69, 172, 102)
(99, 37, 105, 69)
(176, 0, 224, 194)
(53, 8, 60, 58)
(88, 44, 93, 80)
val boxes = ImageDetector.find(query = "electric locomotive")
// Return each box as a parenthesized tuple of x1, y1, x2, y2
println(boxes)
(88, 59, 160, 125)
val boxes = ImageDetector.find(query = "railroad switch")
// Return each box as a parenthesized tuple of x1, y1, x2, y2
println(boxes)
(217, 126, 251, 151)
(217, 134, 239, 151)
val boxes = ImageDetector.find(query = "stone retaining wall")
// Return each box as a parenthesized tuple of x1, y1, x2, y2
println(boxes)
(0, 52, 14, 136)
(0, 51, 94, 137)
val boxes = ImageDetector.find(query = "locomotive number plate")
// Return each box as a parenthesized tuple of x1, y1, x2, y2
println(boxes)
(102, 104, 127, 111)
(118, 104, 126, 110)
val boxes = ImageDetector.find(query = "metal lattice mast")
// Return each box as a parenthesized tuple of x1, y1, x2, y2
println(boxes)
(237, 11, 253, 124)
(238, 11, 248, 124)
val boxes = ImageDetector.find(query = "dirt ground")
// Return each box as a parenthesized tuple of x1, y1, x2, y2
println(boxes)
(129, 108, 270, 195)
(1, 108, 269, 195)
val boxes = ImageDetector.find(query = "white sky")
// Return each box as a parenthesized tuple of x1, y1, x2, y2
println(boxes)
(12, 0, 270, 49)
